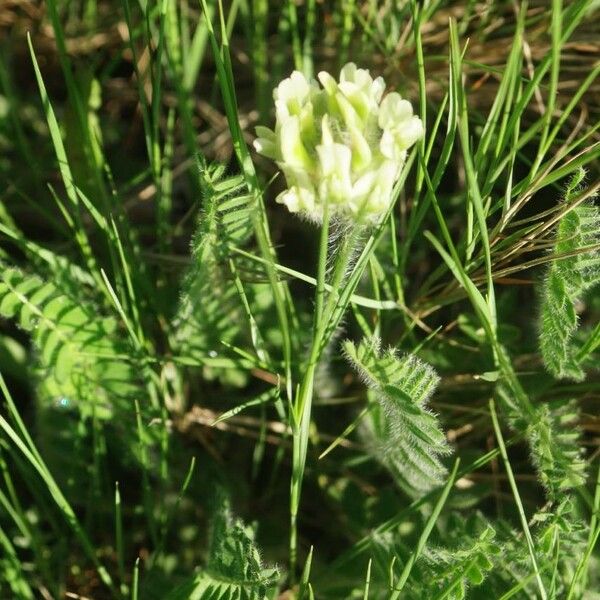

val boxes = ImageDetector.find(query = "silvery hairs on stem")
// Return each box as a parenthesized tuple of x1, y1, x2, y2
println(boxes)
(254, 63, 424, 224)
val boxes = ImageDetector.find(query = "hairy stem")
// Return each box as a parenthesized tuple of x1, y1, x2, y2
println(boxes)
(289, 208, 369, 578)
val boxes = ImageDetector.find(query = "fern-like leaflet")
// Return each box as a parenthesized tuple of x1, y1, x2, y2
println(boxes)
(173, 160, 262, 374)
(539, 173, 600, 381)
(416, 518, 501, 600)
(343, 338, 451, 494)
(527, 398, 586, 496)
(365, 513, 499, 599)
(495, 369, 587, 500)
(0, 266, 138, 415)
(483, 499, 586, 598)
(0, 265, 143, 484)
(494, 174, 597, 497)
(165, 501, 278, 600)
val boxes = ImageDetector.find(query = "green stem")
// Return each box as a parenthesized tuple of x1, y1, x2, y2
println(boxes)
(288, 191, 402, 579)
(289, 214, 368, 580)
(290, 361, 316, 578)
(317, 225, 364, 350)
(314, 204, 330, 327)
(289, 203, 329, 578)
(287, 0, 303, 71)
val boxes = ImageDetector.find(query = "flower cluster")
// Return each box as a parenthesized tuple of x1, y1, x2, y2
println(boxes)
(254, 63, 423, 223)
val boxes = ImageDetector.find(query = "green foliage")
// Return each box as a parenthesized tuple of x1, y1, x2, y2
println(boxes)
(172, 160, 261, 379)
(484, 499, 587, 598)
(527, 398, 587, 497)
(416, 518, 501, 600)
(0, 527, 34, 600)
(0, 266, 139, 418)
(343, 338, 451, 494)
(2, 0, 600, 597)
(165, 502, 278, 600)
(539, 173, 600, 381)
(0, 266, 146, 487)
(494, 344, 586, 501)
(363, 514, 500, 599)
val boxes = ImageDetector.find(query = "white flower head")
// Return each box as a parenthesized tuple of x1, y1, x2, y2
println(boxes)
(254, 63, 423, 223)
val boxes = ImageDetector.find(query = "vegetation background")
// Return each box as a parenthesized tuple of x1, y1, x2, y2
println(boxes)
(0, 0, 599, 598)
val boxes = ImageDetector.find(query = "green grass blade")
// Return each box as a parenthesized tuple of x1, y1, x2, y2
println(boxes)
(390, 459, 460, 598)
(489, 400, 547, 600)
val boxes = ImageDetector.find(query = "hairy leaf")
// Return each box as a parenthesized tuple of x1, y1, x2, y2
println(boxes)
(527, 398, 586, 496)
(165, 501, 278, 600)
(495, 359, 587, 499)
(344, 338, 451, 494)
(539, 176, 600, 381)
(0, 266, 139, 417)
(172, 160, 260, 377)
(0, 266, 145, 486)
(416, 519, 501, 600)
(484, 500, 586, 598)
